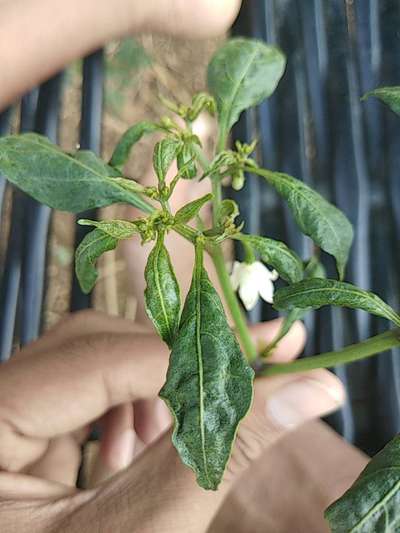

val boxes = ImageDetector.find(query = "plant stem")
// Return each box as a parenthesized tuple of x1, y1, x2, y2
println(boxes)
(261, 329, 400, 376)
(193, 138, 257, 362)
(210, 244, 257, 362)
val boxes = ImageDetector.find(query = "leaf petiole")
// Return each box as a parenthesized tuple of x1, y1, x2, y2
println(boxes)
(261, 329, 400, 376)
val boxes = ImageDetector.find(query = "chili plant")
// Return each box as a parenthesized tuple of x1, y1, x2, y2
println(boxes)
(0, 38, 400, 531)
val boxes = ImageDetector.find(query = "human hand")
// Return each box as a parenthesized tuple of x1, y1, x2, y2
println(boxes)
(0, 310, 345, 532)
(0, 0, 241, 110)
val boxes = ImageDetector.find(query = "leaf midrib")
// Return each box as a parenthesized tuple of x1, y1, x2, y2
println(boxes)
(154, 242, 172, 342)
(195, 267, 210, 486)
(220, 44, 260, 131)
(349, 477, 400, 532)
(279, 174, 344, 258)
(278, 285, 400, 326)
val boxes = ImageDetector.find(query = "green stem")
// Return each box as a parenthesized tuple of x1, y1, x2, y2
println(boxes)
(261, 329, 400, 376)
(211, 245, 257, 363)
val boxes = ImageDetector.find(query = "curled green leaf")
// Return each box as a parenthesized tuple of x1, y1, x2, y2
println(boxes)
(153, 138, 183, 184)
(110, 121, 160, 170)
(325, 434, 400, 532)
(259, 169, 353, 279)
(237, 234, 303, 284)
(177, 142, 197, 179)
(75, 228, 118, 294)
(144, 234, 181, 347)
(174, 193, 212, 224)
(274, 278, 400, 328)
(362, 86, 400, 116)
(207, 38, 286, 139)
(0, 133, 151, 213)
(160, 243, 254, 490)
(78, 219, 139, 240)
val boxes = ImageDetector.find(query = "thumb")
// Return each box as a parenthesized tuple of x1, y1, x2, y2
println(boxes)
(224, 368, 345, 485)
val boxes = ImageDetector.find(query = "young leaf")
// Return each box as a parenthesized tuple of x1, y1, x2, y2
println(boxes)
(0, 133, 150, 213)
(362, 86, 400, 116)
(177, 142, 197, 179)
(144, 234, 181, 347)
(274, 278, 400, 328)
(263, 171, 353, 279)
(237, 234, 303, 284)
(78, 219, 139, 240)
(153, 138, 183, 184)
(160, 244, 254, 490)
(207, 38, 286, 138)
(325, 434, 400, 532)
(174, 193, 212, 224)
(75, 228, 118, 294)
(109, 121, 160, 170)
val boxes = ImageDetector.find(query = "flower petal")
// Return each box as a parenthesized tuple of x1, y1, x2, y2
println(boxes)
(238, 268, 259, 310)
(229, 261, 243, 291)
(252, 261, 279, 281)
(258, 277, 275, 304)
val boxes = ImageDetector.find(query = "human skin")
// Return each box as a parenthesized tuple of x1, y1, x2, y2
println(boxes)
(0, 310, 349, 532)
(0, 0, 241, 110)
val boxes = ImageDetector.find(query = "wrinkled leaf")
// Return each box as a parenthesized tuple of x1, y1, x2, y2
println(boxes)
(110, 121, 159, 170)
(75, 228, 118, 294)
(144, 234, 181, 347)
(207, 38, 286, 137)
(0, 133, 150, 213)
(325, 434, 400, 532)
(153, 138, 183, 184)
(238, 234, 303, 284)
(78, 219, 139, 240)
(174, 193, 212, 224)
(264, 171, 353, 279)
(274, 278, 400, 327)
(177, 142, 197, 179)
(160, 245, 254, 490)
(362, 86, 400, 116)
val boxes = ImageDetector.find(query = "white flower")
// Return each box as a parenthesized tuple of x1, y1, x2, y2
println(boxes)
(230, 261, 279, 311)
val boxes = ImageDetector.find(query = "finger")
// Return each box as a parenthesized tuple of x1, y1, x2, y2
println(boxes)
(26, 436, 82, 487)
(18, 310, 149, 359)
(248, 319, 307, 362)
(134, 398, 171, 445)
(0, 0, 241, 111)
(67, 369, 344, 533)
(88, 403, 137, 487)
(0, 332, 168, 472)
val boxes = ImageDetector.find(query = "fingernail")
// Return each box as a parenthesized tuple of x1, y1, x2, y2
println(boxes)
(111, 429, 136, 470)
(266, 378, 344, 430)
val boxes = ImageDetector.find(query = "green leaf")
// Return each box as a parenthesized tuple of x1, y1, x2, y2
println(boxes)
(263, 171, 353, 279)
(177, 142, 197, 179)
(144, 234, 181, 347)
(274, 278, 400, 328)
(75, 228, 118, 294)
(160, 244, 254, 490)
(0, 133, 150, 213)
(207, 38, 286, 137)
(78, 219, 139, 240)
(174, 193, 212, 224)
(362, 86, 400, 116)
(325, 434, 400, 532)
(109, 121, 160, 170)
(153, 138, 183, 185)
(237, 234, 303, 284)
